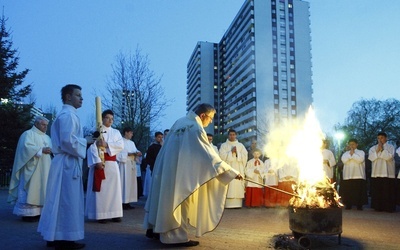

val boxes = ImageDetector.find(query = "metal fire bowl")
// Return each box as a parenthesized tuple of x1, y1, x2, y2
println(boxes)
(288, 206, 342, 235)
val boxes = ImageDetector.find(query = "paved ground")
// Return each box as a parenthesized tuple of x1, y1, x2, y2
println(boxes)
(1, 189, 400, 250)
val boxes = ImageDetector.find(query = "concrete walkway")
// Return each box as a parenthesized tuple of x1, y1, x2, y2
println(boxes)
(1, 189, 400, 249)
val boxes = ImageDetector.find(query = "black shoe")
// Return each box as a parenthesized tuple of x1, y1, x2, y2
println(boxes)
(146, 229, 160, 240)
(122, 203, 132, 210)
(22, 216, 40, 222)
(112, 217, 122, 223)
(98, 219, 107, 224)
(55, 241, 85, 250)
(169, 240, 199, 247)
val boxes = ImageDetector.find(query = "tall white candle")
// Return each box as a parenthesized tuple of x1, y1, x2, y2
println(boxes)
(95, 96, 102, 129)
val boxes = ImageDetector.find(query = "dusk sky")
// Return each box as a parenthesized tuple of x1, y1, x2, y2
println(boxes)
(2, 0, 400, 136)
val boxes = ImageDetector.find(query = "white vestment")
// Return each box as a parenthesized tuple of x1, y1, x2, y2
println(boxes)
(8, 125, 52, 216)
(245, 158, 265, 187)
(341, 149, 366, 180)
(211, 143, 219, 154)
(143, 165, 152, 196)
(85, 126, 124, 220)
(263, 159, 278, 186)
(219, 139, 248, 207)
(321, 148, 336, 179)
(38, 104, 87, 241)
(117, 138, 139, 203)
(368, 143, 395, 178)
(143, 111, 238, 244)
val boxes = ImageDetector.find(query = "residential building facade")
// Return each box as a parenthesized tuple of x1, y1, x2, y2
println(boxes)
(186, 0, 312, 147)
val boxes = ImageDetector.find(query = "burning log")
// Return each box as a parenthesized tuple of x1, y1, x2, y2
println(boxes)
(289, 177, 343, 209)
(288, 178, 343, 246)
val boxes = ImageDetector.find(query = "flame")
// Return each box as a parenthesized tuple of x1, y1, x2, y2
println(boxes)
(264, 107, 342, 208)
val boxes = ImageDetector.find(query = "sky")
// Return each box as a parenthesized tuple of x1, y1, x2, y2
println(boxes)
(2, 0, 400, 135)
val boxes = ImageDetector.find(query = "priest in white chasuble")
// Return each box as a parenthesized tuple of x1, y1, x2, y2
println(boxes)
(144, 103, 242, 247)
(8, 116, 52, 221)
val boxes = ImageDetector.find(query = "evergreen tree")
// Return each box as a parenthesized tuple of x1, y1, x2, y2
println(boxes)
(0, 14, 33, 171)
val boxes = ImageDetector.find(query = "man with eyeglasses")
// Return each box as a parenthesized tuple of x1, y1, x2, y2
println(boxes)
(144, 103, 243, 247)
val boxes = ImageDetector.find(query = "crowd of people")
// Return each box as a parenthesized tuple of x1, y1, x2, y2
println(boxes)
(6, 84, 400, 249)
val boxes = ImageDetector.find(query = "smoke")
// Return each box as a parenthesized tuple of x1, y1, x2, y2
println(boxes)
(263, 107, 327, 185)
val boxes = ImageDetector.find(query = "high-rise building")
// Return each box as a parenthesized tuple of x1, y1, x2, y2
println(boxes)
(187, 0, 312, 147)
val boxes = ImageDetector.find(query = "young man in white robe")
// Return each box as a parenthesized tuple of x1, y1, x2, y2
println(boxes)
(144, 103, 243, 247)
(340, 138, 367, 210)
(8, 116, 52, 222)
(207, 133, 219, 154)
(117, 127, 142, 210)
(85, 109, 124, 223)
(38, 84, 87, 249)
(321, 139, 337, 183)
(368, 132, 396, 212)
(219, 129, 248, 208)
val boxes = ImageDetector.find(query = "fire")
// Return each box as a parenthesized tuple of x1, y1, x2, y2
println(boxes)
(264, 107, 342, 208)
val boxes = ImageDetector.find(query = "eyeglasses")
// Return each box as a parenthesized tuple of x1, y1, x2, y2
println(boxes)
(205, 114, 214, 121)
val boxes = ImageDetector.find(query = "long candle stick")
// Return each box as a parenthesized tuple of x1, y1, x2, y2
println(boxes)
(95, 96, 105, 164)
(95, 96, 102, 131)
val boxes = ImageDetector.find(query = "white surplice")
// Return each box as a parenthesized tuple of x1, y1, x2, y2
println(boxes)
(143, 111, 239, 244)
(85, 126, 124, 220)
(321, 148, 336, 179)
(38, 104, 87, 241)
(368, 143, 395, 178)
(341, 149, 366, 180)
(245, 158, 265, 187)
(219, 139, 248, 207)
(117, 138, 139, 203)
(8, 125, 52, 216)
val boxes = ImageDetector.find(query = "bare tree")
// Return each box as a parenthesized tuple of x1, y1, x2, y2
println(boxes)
(104, 47, 172, 150)
(335, 98, 400, 151)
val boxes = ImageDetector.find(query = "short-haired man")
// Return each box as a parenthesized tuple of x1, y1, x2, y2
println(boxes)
(207, 133, 219, 154)
(8, 116, 52, 222)
(143, 131, 163, 196)
(145, 131, 164, 172)
(321, 139, 337, 183)
(38, 84, 87, 249)
(368, 132, 396, 212)
(85, 109, 125, 223)
(340, 139, 367, 210)
(117, 127, 142, 210)
(144, 103, 242, 247)
(219, 129, 248, 208)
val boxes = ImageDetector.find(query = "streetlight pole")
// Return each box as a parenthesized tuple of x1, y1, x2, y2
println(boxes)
(334, 131, 345, 190)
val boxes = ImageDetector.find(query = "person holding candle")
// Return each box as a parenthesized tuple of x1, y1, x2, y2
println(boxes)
(85, 109, 124, 223)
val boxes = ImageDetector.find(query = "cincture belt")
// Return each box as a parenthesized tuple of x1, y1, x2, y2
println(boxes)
(104, 153, 116, 161)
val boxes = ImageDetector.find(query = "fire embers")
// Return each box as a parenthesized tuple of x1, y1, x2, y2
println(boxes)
(289, 178, 343, 209)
